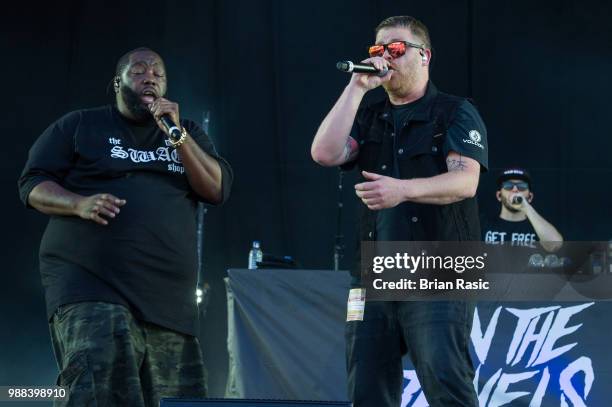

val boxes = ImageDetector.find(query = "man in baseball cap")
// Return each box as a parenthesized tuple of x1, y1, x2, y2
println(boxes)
(482, 167, 563, 251)
(497, 168, 532, 190)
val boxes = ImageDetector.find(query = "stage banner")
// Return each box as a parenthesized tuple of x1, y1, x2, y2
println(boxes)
(225, 269, 611, 406)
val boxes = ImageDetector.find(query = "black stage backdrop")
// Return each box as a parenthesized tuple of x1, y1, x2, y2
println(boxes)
(2, 0, 611, 399)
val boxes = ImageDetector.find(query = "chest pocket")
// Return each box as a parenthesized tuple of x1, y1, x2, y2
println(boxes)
(396, 122, 446, 178)
(357, 123, 385, 172)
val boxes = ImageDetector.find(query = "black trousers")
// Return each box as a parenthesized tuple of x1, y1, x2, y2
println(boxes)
(345, 300, 478, 407)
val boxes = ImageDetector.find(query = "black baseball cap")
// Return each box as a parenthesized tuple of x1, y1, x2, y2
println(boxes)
(497, 168, 532, 190)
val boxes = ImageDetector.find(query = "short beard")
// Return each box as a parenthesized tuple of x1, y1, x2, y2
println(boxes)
(119, 85, 153, 122)
(383, 58, 420, 97)
(501, 197, 520, 213)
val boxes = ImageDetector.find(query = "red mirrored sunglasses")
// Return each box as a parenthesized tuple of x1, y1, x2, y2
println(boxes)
(368, 41, 425, 58)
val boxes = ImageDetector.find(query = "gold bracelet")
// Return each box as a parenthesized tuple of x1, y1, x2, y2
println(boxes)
(169, 127, 187, 148)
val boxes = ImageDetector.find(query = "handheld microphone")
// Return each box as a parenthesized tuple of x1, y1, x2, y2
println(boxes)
(159, 115, 182, 140)
(512, 196, 523, 204)
(336, 61, 389, 77)
(149, 98, 182, 139)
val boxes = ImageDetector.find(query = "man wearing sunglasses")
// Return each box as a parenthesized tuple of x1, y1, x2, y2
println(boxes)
(482, 168, 563, 250)
(312, 16, 487, 407)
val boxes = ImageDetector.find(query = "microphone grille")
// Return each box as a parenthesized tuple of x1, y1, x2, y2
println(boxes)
(336, 61, 353, 72)
(377, 66, 389, 77)
(512, 196, 523, 204)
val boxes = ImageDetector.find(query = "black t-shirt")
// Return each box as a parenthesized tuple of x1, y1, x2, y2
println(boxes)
(482, 216, 538, 248)
(440, 100, 489, 169)
(18, 105, 233, 336)
(375, 100, 421, 241)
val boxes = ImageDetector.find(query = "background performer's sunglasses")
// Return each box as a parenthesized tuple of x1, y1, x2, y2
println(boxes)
(501, 181, 529, 191)
(368, 41, 425, 58)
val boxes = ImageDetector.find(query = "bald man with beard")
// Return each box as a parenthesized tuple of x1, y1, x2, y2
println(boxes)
(19, 47, 233, 406)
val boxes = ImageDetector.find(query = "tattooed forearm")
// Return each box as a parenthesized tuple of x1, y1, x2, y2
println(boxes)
(446, 155, 468, 171)
(343, 136, 359, 162)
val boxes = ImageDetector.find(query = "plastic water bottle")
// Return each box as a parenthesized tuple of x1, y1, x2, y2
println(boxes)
(248, 241, 263, 270)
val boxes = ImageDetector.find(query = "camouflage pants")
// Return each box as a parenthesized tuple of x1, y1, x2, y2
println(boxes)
(49, 301, 207, 407)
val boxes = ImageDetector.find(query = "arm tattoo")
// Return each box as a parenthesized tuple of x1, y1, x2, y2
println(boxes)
(343, 136, 359, 162)
(446, 154, 468, 172)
